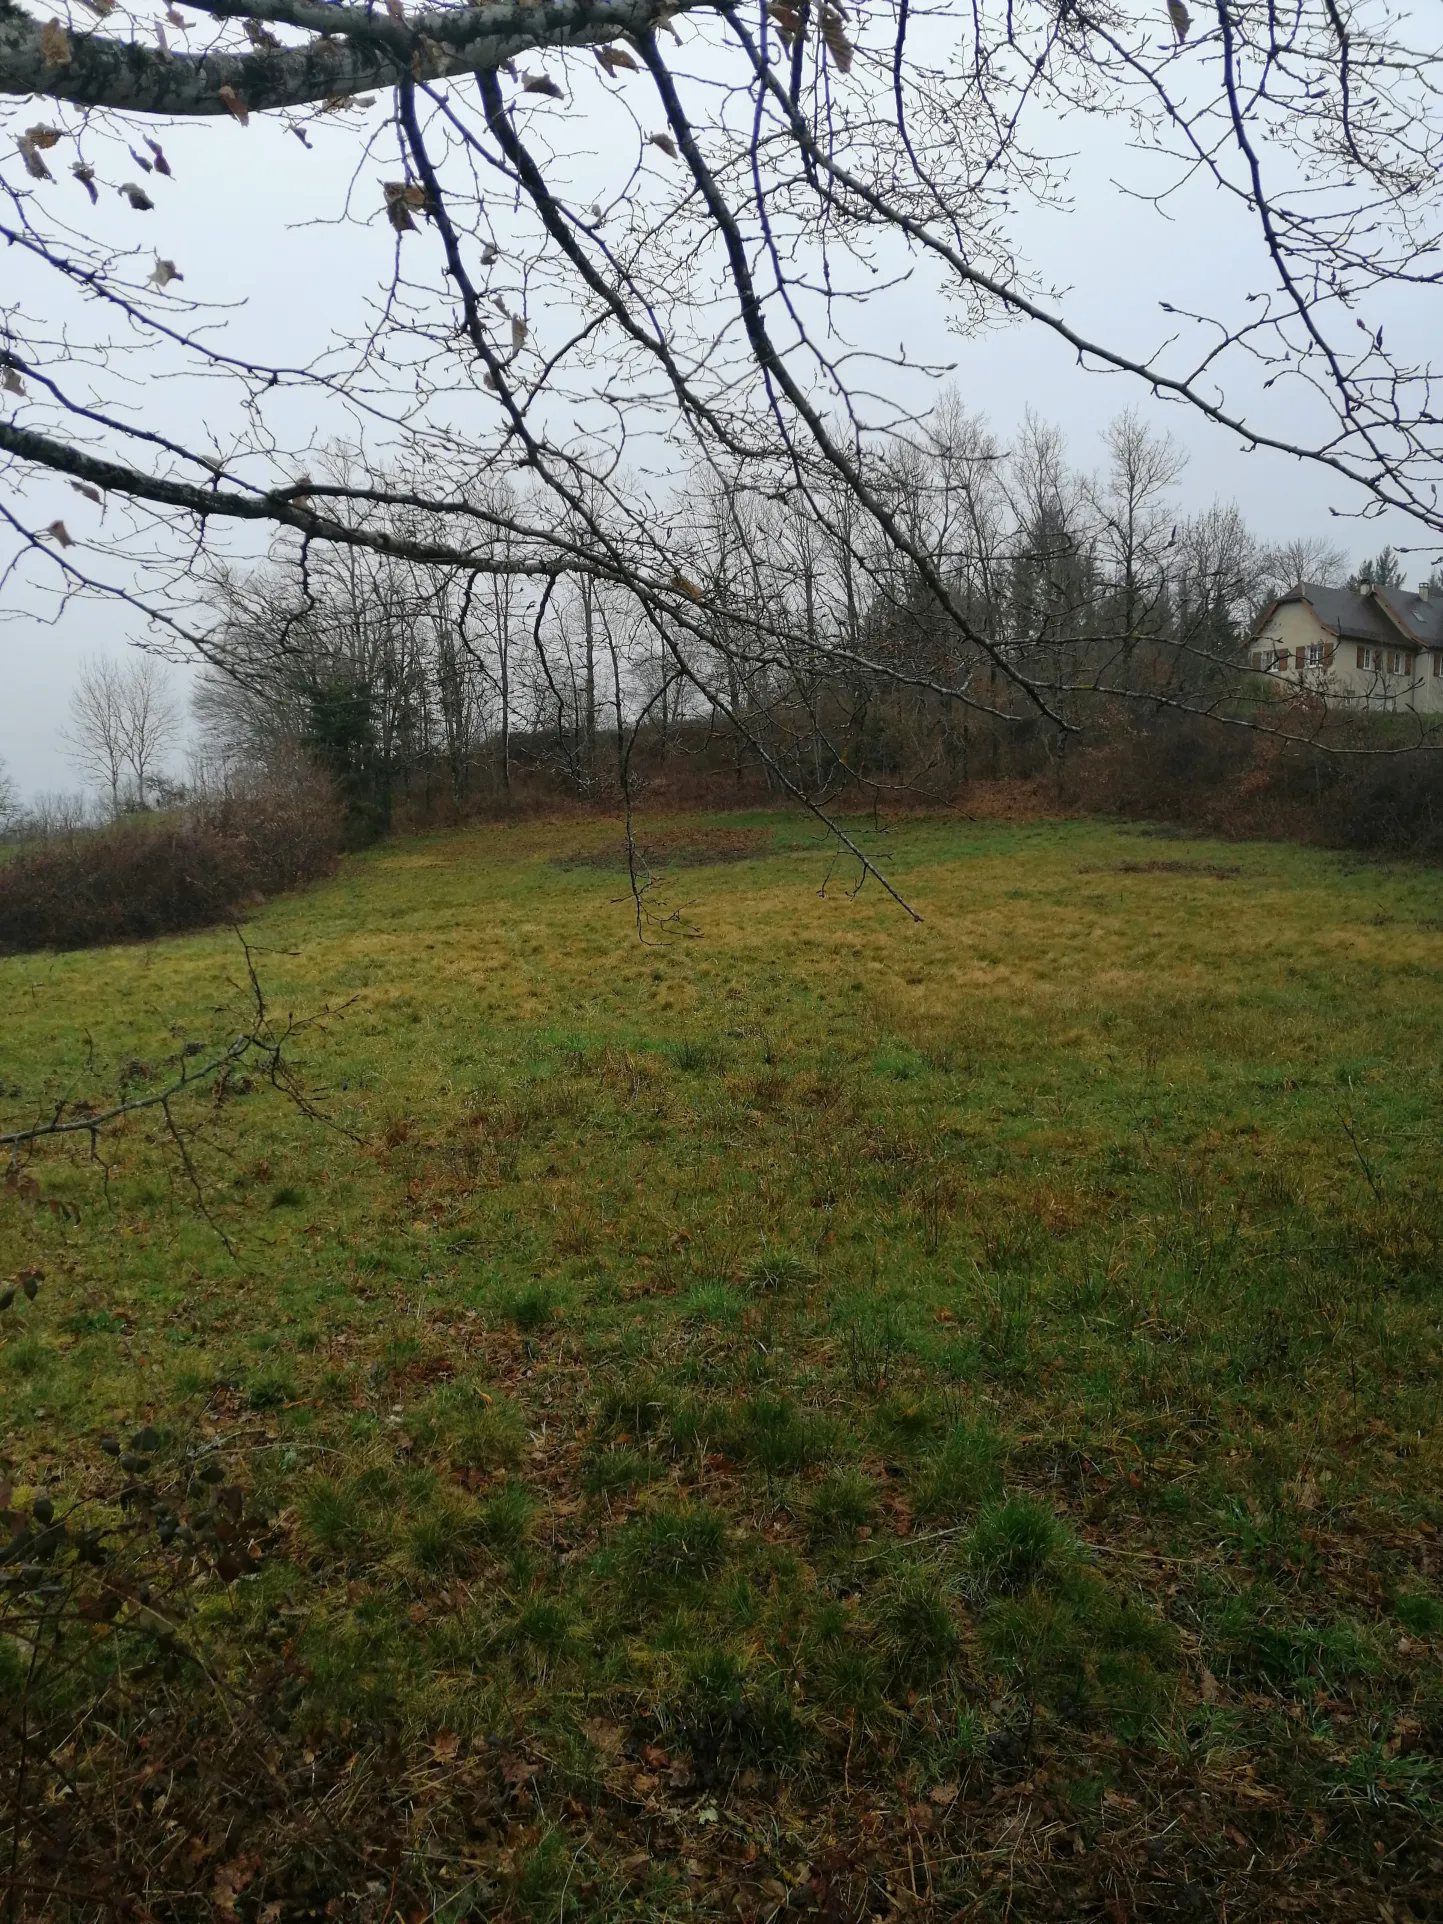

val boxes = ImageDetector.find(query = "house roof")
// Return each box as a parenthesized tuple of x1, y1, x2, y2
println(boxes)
(1369, 583, 1443, 647)
(1257, 582, 1443, 649)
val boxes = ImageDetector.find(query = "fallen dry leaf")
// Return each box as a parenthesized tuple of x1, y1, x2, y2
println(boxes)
(213, 1854, 261, 1922)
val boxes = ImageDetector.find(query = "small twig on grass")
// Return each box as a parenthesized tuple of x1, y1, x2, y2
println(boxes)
(1334, 1080, 1384, 1204)
(1, 927, 359, 1251)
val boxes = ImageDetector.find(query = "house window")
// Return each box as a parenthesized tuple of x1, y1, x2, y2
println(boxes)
(1307, 642, 1324, 666)
(1250, 651, 1264, 671)
(1357, 644, 1368, 670)
(1434, 652, 1442, 678)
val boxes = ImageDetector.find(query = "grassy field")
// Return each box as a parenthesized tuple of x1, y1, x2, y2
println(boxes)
(3, 810, 1443, 1921)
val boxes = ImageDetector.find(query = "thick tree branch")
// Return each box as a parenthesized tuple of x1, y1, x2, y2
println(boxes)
(0, 0, 713, 116)
(0, 415, 587, 578)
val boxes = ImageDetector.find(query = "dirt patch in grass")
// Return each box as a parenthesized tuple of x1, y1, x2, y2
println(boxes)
(553, 825, 777, 871)
(1082, 858, 1243, 879)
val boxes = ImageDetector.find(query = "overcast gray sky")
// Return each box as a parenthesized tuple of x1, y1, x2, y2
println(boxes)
(2, 39, 1432, 803)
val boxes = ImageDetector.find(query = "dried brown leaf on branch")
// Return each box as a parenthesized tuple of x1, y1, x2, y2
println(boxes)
(384, 0, 407, 18)
(79, 0, 115, 15)
(522, 72, 565, 97)
(129, 145, 155, 174)
(17, 137, 53, 181)
(383, 181, 426, 231)
(767, 1, 801, 48)
(1168, 0, 1191, 41)
(244, 18, 280, 49)
(42, 520, 73, 547)
(670, 571, 703, 601)
(70, 481, 103, 504)
(218, 86, 250, 126)
(146, 137, 172, 176)
(596, 44, 638, 75)
(26, 125, 63, 151)
(149, 257, 183, 288)
(2, 368, 23, 395)
(119, 182, 155, 210)
(821, 6, 853, 73)
(649, 132, 678, 158)
(72, 161, 98, 202)
(38, 21, 70, 67)
(165, 4, 187, 24)
(510, 314, 528, 351)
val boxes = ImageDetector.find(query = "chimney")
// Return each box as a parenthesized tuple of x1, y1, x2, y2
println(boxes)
(1420, 581, 1432, 604)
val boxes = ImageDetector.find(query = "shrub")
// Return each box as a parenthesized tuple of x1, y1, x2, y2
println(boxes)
(0, 763, 340, 954)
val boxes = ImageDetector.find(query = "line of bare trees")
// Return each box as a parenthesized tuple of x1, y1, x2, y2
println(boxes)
(191, 403, 1352, 828)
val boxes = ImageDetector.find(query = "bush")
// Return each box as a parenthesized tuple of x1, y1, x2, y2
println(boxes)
(0, 764, 340, 954)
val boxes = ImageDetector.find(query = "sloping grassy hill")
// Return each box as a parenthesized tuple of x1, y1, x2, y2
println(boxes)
(3, 812, 1442, 1920)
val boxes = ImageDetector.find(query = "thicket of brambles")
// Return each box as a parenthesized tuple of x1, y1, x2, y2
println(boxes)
(0, 760, 340, 954)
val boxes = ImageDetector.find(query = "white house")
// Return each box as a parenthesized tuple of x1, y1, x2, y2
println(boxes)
(1249, 582, 1443, 713)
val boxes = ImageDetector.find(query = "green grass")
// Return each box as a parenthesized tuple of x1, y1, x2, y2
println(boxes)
(3, 808, 1443, 1917)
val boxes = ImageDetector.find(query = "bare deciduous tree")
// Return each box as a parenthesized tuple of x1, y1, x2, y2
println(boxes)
(63, 654, 179, 814)
(61, 656, 129, 817)
(119, 653, 181, 808)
